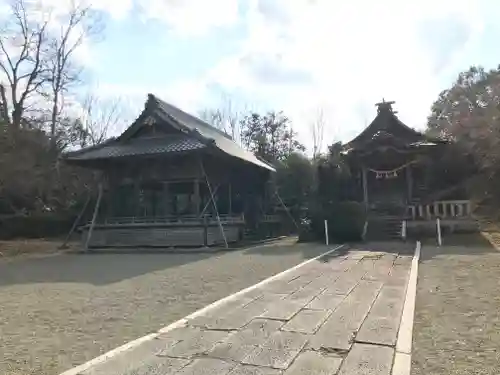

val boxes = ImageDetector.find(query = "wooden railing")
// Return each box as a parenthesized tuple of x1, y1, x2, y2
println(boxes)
(261, 214, 281, 223)
(408, 200, 472, 220)
(101, 214, 246, 225)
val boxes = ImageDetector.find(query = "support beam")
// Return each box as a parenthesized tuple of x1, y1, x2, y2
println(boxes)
(84, 182, 103, 252)
(199, 159, 228, 248)
(60, 191, 91, 249)
(199, 184, 220, 217)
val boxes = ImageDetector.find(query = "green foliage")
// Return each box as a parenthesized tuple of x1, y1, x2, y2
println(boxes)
(427, 64, 500, 203)
(274, 153, 314, 218)
(297, 142, 365, 243)
(301, 201, 366, 243)
(240, 111, 305, 163)
(0, 127, 97, 216)
(315, 142, 355, 206)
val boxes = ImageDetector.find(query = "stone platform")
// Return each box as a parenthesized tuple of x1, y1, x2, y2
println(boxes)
(74, 244, 415, 375)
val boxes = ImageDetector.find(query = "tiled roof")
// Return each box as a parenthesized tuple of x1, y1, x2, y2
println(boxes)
(65, 135, 206, 161)
(347, 104, 424, 149)
(64, 94, 276, 172)
(150, 95, 275, 171)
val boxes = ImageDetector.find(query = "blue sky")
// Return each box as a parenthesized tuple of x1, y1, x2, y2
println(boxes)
(13, 0, 500, 152)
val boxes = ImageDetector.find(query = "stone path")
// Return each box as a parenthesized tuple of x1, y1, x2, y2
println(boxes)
(73, 244, 415, 375)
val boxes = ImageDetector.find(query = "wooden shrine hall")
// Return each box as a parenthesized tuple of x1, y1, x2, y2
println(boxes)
(63, 94, 281, 249)
(342, 100, 474, 238)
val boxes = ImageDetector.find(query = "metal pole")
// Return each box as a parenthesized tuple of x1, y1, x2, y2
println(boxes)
(59, 191, 91, 249)
(199, 160, 228, 248)
(324, 219, 329, 246)
(436, 217, 442, 246)
(401, 220, 407, 241)
(84, 182, 103, 252)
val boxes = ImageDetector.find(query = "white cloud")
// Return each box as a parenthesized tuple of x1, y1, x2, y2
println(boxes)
(95, 78, 211, 134)
(204, 0, 486, 152)
(136, 0, 240, 36)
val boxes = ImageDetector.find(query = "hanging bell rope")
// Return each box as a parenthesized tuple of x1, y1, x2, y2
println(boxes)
(368, 159, 417, 180)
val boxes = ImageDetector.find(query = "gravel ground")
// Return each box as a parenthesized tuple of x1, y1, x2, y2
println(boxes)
(412, 234, 500, 375)
(0, 238, 332, 375)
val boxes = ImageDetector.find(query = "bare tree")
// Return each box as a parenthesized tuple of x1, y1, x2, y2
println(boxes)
(199, 95, 241, 142)
(0, 0, 50, 128)
(0, 0, 102, 138)
(78, 91, 122, 147)
(310, 108, 325, 160)
(45, 1, 102, 149)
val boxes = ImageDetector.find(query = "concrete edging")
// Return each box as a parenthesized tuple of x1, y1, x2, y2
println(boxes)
(392, 240, 421, 375)
(60, 243, 346, 375)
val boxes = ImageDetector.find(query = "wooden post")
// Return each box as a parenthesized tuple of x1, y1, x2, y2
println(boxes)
(203, 214, 208, 247)
(436, 217, 442, 246)
(406, 164, 413, 203)
(133, 180, 141, 217)
(228, 182, 232, 215)
(193, 179, 200, 215)
(362, 167, 368, 210)
(163, 182, 170, 217)
(84, 182, 103, 252)
(324, 219, 329, 246)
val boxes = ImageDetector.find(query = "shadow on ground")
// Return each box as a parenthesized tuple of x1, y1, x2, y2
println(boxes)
(0, 237, 337, 287)
(3, 233, 477, 287)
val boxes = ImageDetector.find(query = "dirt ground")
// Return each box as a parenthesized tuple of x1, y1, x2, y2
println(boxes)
(0, 239, 77, 259)
(412, 234, 500, 375)
(0, 238, 331, 375)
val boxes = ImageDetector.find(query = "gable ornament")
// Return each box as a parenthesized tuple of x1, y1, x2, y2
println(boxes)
(144, 116, 156, 126)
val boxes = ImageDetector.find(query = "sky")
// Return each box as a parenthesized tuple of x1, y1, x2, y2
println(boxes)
(5, 0, 500, 153)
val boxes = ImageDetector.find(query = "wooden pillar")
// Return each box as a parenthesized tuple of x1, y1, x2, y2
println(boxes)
(133, 180, 141, 217)
(163, 182, 170, 216)
(193, 179, 200, 215)
(406, 164, 413, 203)
(228, 182, 232, 215)
(362, 167, 369, 209)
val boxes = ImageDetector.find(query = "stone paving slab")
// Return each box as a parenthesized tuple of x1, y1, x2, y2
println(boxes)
(208, 319, 284, 362)
(309, 280, 383, 351)
(74, 244, 414, 375)
(281, 308, 331, 334)
(241, 330, 308, 369)
(283, 351, 343, 375)
(356, 285, 407, 346)
(337, 343, 393, 375)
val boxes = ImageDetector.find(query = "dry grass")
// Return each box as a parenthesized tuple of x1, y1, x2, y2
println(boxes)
(412, 241, 500, 374)
(0, 239, 78, 259)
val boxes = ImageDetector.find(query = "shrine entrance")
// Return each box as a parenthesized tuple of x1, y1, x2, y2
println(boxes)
(343, 99, 445, 219)
(367, 167, 408, 208)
